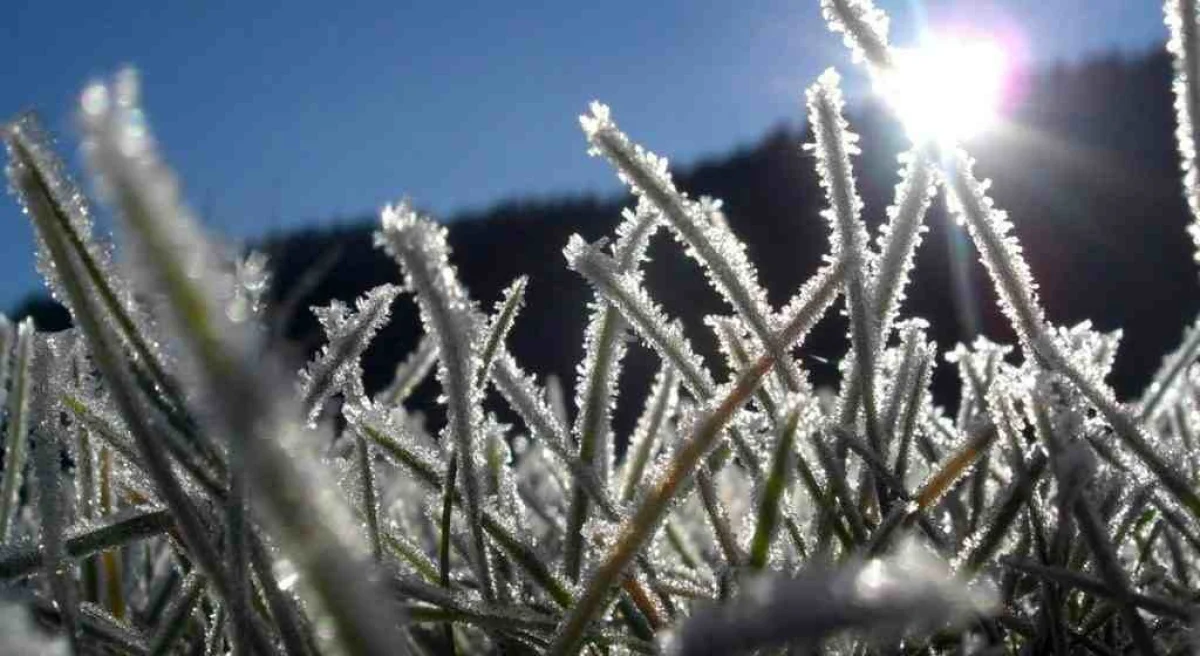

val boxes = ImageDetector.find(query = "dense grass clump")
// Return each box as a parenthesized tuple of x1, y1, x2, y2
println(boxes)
(1, 1, 1199, 653)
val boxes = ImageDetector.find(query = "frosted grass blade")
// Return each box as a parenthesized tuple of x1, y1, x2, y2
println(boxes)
(80, 70, 406, 655)
(301, 284, 401, 422)
(1166, 0, 1200, 264)
(377, 336, 438, 407)
(581, 104, 806, 393)
(548, 260, 843, 655)
(477, 276, 526, 390)
(748, 400, 806, 570)
(0, 319, 34, 541)
(148, 571, 206, 656)
(377, 202, 495, 601)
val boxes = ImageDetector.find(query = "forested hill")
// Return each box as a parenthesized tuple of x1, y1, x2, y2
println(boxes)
(15, 50, 1198, 433)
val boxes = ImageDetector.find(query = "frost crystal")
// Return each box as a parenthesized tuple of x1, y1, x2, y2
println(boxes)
(868, 148, 937, 342)
(300, 283, 401, 423)
(820, 0, 892, 70)
(1165, 0, 1200, 264)
(376, 201, 495, 599)
(580, 104, 804, 393)
(943, 152, 1048, 354)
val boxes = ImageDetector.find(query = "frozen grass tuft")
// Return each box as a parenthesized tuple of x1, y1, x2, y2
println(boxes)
(1, 1, 1200, 653)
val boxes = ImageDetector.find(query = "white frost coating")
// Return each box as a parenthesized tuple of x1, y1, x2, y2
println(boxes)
(820, 0, 892, 70)
(5, 115, 114, 308)
(571, 200, 661, 493)
(78, 71, 238, 335)
(620, 364, 681, 503)
(300, 283, 401, 423)
(1165, 0, 1200, 264)
(375, 200, 495, 599)
(80, 69, 405, 653)
(580, 103, 804, 392)
(1140, 313, 1200, 421)
(809, 70, 884, 444)
(565, 234, 716, 400)
(807, 70, 870, 269)
(868, 148, 937, 342)
(477, 275, 527, 390)
(943, 151, 1048, 353)
(4, 115, 162, 370)
(228, 250, 271, 323)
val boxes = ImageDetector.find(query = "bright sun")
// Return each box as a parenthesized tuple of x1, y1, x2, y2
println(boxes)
(877, 35, 1008, 145)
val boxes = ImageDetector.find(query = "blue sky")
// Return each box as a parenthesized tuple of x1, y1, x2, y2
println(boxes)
(1, 1, 1167, 309)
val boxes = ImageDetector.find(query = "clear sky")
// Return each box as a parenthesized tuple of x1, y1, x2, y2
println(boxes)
(1, 0, 1167, 309)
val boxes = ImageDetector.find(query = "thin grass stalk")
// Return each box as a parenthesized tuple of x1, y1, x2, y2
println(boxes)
(565, 300, 626, 581)
(810, 429, 868, 545)
(77, 425, 101, 604)
(945, 151, 1200, 518)
(710, 316, 780, 417)
(61, 393, 222, 498)
(301, 284, 400, 422)
(914, 422, 998, 513)
(696, 468, 742, 566)
(492, 356, 618, 517)
(1056, 361, 1200, 518)
(1139, 315, 1200, 421)
(476, 276, 526, 390)
(1001, 558, 1192, 622)
(97, 448, 125, 620)
(893, 341, 931, 485)
(962, 451, 1048, 573)
(1166, 0, 1200, 262)
(355, 431, 383, 562)
(224, 464, 251, 656)
(32, 419, 79, 650)
(356, 421, 573, 607)
(580, 105, 805, 394)
(438, 453, 458, 655)
(0, 318, 33, 541)
(793, 442, 855, 552)
(245, 536, 312, 656)
(809, 72, 888, 515)
(620, 364, 679, 503)
(749, 402, 803, 570)
(377, 336, 438, 407)
(869, 149, 935, 341)
(28, 597, 152, 655)
(148, 571, 206, 656)
(377, 204, 495, 603)
(548, 260, 843, 655)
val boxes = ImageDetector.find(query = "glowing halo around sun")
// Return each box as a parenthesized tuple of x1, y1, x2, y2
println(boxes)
(876, 35, 1009, 145)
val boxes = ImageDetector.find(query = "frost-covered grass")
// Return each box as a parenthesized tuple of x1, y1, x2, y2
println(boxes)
(2, 1, 1200, 654)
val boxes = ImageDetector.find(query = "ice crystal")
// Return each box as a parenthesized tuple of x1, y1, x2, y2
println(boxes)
(820, 0, 892, 69)
(300, 283, 401, 423)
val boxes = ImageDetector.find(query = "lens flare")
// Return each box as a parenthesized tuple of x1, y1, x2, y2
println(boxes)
(877, 35, 1008, 145)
